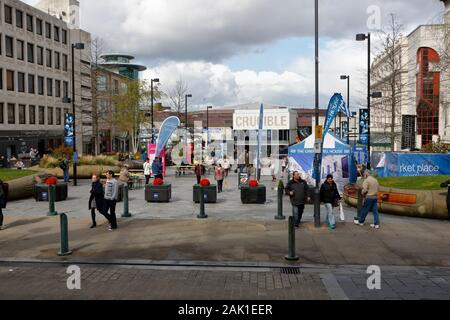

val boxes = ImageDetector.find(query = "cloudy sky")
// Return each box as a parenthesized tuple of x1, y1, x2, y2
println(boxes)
(25, 0, 446, 109)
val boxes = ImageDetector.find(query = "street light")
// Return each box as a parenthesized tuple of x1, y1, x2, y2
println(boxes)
(70, 42, 84, 186)
(340, 75, 350, 144)
(185, 94, 192, 163)
(205, 106, 213, 160)
(151, 78, 160, 144)
(313, 0, 321, 228)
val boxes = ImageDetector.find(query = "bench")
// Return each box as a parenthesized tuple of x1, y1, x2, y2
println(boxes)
(175, 165, 196, 176)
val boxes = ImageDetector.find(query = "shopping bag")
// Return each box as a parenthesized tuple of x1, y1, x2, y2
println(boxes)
(339, 202, 345, 221)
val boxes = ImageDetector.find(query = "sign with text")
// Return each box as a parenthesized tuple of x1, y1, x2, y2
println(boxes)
(233, 109, 294, 130)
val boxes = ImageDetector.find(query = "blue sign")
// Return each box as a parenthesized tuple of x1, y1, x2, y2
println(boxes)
(323, 94, 346, 140)
(64, 113, 75, 147)
(359, 109, 369, 145)
(155, 116, 180, 157)
(341, 121, 349, 140)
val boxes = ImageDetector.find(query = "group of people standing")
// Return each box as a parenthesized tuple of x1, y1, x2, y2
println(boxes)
(284, 167, 380, 230)
(88, 171, 119, 230)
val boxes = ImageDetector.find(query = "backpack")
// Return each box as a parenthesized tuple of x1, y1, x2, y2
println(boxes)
(59, 160, 67, 170)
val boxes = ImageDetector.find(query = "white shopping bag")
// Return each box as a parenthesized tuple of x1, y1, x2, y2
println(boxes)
(339, 202, 345, 221)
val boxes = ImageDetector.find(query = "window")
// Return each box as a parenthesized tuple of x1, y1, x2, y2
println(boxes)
(18, 72, 25, 92)
(54, 26, 60, 41)
(56, 108, 61, 125)
(62, 29, 67, 44)
(54, 51, 60, 69)
(16, 40, 24, 60)
(16, 9, 23, 28)
(46, 49, 52, 67)
(37, 76, 44, 95)
(26, 14, 33, 32)
(28, 74, 35, 93)
(29, 105, 36, 124)
(114, 80, 119, 94)
(4, 5, 12, 24)
(0, 103, 3, 123)
(37, 46, 43, 65)
(47, 78, 53, 96)
(5, 36, 13, 57)
(45, 22, 51, 39)
(8, 104, 15, 124)
(0, 34, 2, 56)
(48, 107, 53, 125)
(39, 106, 45, 125)
(36, 18, 42, 35)
(0, 68, 3, 90)
(6, 70, 14, 91)
(55, 80, 61, 97)
(27, 43, 34, 63)
(63, 81, 68, 98)
(19, 105, 26, 124)
(97, 76, 107, 91)
(62, 54, 68, 71)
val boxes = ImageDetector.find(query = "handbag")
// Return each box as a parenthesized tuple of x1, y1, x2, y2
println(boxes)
(339, 202, 345, 221)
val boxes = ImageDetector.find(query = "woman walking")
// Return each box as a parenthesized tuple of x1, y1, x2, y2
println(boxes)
(215, 164, 225, 193)
(320, 174, 342, 230)
(88, 174, 110, 228)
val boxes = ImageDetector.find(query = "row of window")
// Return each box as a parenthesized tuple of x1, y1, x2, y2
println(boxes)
(0, 68, 69, 98)
(3, 4, 68, 44)
(0, 102, 68, 126)
(0, 33, 68, 70)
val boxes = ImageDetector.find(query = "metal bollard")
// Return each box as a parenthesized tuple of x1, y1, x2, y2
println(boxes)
(47, 184, 58, 216)
(197, 186, 208, 219)
(58, 213, 72, 256)
(356, 188, 363, 222)
(285, 216, 299, 261)
(122, 184, 131, 218)
(275, 180, 286, 220)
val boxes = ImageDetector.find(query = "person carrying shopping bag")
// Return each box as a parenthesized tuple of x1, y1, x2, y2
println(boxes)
(320, 174, 342, 230)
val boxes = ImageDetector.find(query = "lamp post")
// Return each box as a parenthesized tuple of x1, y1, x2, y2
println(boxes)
(206, 106, 212, 160)
(185, 94, 192, 163)
(150, 78, 159, 144)
(340, 75, 350, 144)
(313, 0, 321, 228)
(70, 42, 84, 187)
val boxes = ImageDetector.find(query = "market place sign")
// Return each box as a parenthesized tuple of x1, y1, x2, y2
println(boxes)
(233, 109, 291, 130)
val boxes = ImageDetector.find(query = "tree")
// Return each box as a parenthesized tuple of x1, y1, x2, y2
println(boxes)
(166, 77, 189, 122)
(372, 14, 411, 151)
(112, 79, 152, 154)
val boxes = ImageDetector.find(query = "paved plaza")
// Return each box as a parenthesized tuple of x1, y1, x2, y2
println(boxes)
(1, 170, 450, 299)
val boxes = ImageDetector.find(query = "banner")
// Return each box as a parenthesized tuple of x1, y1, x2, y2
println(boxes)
(155, 116, 180, 157)
(359, 109, 369, 145)
(341, 121, 349, 141)
(323, 94, 346, 140)
(64, 113, 75, 147)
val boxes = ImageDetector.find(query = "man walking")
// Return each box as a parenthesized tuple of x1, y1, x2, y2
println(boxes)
(356, 169, 380, 229)
(143, 159, 152, 185)
(104, 170, 119, 230)
(285, 171, 310, 228)
(152, 157, 163, 180)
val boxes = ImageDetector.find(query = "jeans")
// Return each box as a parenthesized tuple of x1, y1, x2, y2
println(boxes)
(359, 197, 380, 225)
(196, 175, 201, 184)
(324, 203, 336, 227)
(104, 199, 117, 229)
(217, 180, 223, 193)
(145, 175, 151, 185)
(0, 206, 3, 227)
(63, 169, 69, 182)
(292, 204, 305, 226)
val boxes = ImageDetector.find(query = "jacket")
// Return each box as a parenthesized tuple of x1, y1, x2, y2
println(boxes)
(285, 179, 309, 206)
(89, 180, 105, 210)
(194, 165, 205, 176)
(104, 179, 119, 201)
(320, 181, 341, 204)
(440, 179, 450, 202)
(214, 167, 224, 181)
(143, 162, 151, 175)
(0, 180, 8, 209)
(152, 161, 162, 175)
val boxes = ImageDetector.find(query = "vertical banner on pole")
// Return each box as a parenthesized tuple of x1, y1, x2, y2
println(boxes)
(64, 114, 75, 147)
(341, 121, 349, 141)
(359, 109, 369, 145)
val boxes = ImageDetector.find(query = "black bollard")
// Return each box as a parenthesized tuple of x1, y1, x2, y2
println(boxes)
(275, 180, 286, 220)
(58, 213, 72, 256)
(122, 184, 131, 218)
(285, 216, 299, 261)
(47, 184, 58, 216)
(197, 185, 208, 219)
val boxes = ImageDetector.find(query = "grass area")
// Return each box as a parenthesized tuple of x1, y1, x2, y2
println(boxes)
(0, 169, 36, 181)
(378, 175, 450, 190)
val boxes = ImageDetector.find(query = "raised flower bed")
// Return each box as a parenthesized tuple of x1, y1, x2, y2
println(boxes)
(240, 180, 266, 204)
(34, 177, 68, 202)
(145, 178, 172, 203)
(193, 178, 217, 203)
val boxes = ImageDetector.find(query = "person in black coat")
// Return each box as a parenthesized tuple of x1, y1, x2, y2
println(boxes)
(0, 179, 8, 230)
(320, 174, 341, 229)
(88, 174, 111, 228)
(440, 178, 450, 219)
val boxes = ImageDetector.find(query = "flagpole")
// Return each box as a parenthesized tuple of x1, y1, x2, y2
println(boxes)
(313, 0, 321, 228)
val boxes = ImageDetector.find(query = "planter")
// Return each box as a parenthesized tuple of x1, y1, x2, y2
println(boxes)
(193, 185, 217, 203)
(241, 185, 266, 204)
(145, 184, 172, 203)
(34, 183, 68, 202)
